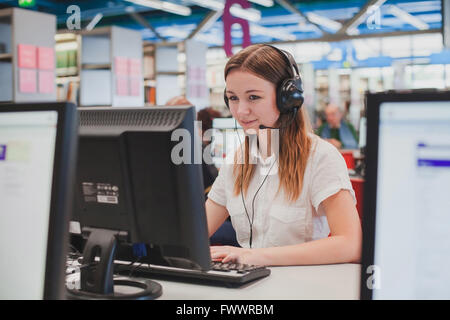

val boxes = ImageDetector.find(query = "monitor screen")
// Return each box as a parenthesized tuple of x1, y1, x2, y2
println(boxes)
(361, 92, 450, 300)
(0, 104, 77, 300)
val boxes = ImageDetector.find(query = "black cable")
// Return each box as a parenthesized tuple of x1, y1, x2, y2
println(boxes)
(235, 120, 253, 247)
(234, 120, 278, 248)
(249, 157, 277, 247)
(128, 258, 143, 277)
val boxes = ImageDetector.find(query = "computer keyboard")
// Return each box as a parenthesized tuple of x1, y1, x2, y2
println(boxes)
(114, 260, 271, 288)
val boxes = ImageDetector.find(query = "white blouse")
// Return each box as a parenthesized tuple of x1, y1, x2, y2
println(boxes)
(207, 134, 356, 248)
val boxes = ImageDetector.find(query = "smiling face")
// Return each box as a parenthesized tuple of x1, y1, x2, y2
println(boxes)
(225, 69, 280, 133)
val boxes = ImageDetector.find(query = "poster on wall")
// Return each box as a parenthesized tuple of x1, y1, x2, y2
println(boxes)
(18, 44, 36, 69)
(19, 69, 37, 93)
(185, 39, 209, 110)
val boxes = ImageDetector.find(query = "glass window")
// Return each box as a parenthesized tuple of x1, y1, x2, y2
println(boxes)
(412, 34, 443, 56)
(411, 64, 445, 89)
(382, 36, 411, 58)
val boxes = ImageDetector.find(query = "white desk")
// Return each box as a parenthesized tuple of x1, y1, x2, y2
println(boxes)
(67, 263, 361, 299)
(153, 263, 361, 300)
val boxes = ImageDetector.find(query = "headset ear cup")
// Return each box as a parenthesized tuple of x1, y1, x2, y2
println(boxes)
(277, 79, 304, 114)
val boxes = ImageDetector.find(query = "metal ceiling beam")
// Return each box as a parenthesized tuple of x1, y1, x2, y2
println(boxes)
(337, 0, 386, 35)
(187, 10, 223, 40)
(209, 28, 440, 49)
(274, 0, 329, 34)
(128, 11, 166, 41)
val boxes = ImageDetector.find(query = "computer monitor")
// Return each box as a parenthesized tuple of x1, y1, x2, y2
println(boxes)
(360, 90, 450, 300)
(0, 102, 78, 300)
(70, 106, 210, 299)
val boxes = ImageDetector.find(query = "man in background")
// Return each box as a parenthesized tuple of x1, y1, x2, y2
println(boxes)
(317, 103, 358, 149)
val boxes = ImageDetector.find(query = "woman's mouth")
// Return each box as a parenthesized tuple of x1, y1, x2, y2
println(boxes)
(241, 119, 257, 127)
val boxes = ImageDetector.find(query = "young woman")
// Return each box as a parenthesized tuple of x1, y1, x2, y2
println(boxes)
(206, 44, 362, 266)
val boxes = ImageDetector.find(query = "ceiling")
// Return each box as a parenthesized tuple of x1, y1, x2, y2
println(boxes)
(0, 0, 442, 46)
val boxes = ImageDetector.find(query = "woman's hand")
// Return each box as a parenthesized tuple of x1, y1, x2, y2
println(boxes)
(210, 245, 263, 265)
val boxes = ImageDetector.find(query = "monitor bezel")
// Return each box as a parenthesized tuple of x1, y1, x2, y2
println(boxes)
(0, 102, 78, 300)
(360, 90, 450, 300)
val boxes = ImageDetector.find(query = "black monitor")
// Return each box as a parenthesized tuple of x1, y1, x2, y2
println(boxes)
(69, 106, 210, 299)
(0, 102, 78, 300)
(360, 90, 450, 300)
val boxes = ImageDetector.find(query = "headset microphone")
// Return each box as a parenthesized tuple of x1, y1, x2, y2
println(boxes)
(258, 107, 299, 130)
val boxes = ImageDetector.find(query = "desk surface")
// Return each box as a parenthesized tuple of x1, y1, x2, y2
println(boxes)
(152, 263, 361, 300)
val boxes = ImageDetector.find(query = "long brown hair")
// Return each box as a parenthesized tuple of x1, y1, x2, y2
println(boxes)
(225, 44, 312, 202)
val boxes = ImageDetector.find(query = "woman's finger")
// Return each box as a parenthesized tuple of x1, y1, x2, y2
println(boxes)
(222, 253, 239, 263)
(211, 251, 228, 260)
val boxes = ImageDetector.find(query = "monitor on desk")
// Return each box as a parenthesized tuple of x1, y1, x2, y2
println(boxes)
(0, 102, 78, 300)
(70, 106, 210, 299)
(361, 90, 450, 300)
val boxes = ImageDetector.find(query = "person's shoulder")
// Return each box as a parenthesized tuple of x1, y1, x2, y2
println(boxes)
(345, 120, 356, 129)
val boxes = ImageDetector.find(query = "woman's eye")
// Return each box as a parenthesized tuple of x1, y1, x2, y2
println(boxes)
(249, 95, 260, 100)
(228, 96, 238, 101)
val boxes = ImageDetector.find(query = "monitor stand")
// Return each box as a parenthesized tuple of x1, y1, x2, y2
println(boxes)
(66, 228, 162, 300)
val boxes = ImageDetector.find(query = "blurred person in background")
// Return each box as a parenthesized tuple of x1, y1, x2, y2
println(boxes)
(316, 103, 358, 149)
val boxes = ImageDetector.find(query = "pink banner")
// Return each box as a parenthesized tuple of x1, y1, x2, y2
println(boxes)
(38, 71, 54, 94)
(37, 47, 55, 70)
(19, 69, 37, 93)
(18, 44, 37, 69)
(223, 0, 252, 57)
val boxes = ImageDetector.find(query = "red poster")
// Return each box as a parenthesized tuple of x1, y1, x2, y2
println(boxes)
(114, 57, 128, 76)
(116, 76, 129, 96)
(19, 69, 37, 93)
(129, 77, 140, 96)
(18, 44, 37, 69)
(128, 58, 141, 76)
(38, 71, 54, 94)
(37, 47, 55, 70)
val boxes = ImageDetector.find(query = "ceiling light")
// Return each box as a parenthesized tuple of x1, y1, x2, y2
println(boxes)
(250, 23, 296, 41)
(306, 12, 342, 32)
(387, 5, 429, 30)
(190, 0, 261, 22)
(248, 0, 274, 7)
(124, 0, 191, 16)
(230, 4, 261, 22)
(86, 13, 103, 31)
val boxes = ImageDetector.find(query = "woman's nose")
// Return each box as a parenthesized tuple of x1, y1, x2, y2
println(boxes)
(235, 101, 251, 117)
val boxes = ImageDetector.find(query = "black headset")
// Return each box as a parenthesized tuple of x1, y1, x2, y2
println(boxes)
(224, 44, 304, 115)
